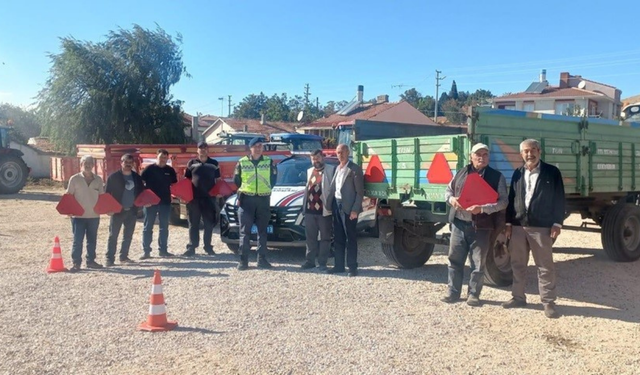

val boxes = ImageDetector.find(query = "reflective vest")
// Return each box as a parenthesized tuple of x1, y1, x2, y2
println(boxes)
(237, 156, 272, 196)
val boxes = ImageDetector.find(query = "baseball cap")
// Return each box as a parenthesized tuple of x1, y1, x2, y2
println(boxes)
(197, 141, 208, 148)
(471, 143, 489, 154)
(249, 137, 263, 147)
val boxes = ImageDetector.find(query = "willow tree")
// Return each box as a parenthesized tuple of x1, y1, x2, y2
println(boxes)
(37, 25, 189, 154)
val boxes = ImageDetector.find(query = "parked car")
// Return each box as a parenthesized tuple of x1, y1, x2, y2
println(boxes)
(219, 155, 377, 252)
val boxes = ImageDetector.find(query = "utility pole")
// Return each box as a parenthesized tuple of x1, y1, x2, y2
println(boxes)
(316, 97, 319, 111)
(304, 83, 310, 108)
(228, 95, 232, 117)
(434, 70, 446, 122)
(218, 97, 224, 117)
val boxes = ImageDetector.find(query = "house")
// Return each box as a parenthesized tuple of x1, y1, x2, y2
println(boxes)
(182, 113, 219, 141)
(299, 85, 439, 139)
(12, 137, 64, 178)
(201, 116, 297, 144)
(492, 70, 622, 119)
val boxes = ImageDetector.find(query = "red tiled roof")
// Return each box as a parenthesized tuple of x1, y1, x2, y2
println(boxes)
(308, 102, 401, 128)
(495, 87, 605, 101)
(221, 118, 296, 135)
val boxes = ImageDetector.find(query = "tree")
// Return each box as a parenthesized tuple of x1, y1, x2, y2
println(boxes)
(233, 92, 268, 119)
(37, 25, 189, 154)
(401, 88, 422, 109)
(441, 99, 466, 124)
(449, 80, 459, 100)
(0, 104, 41, 143)
(264, 93, 290, 122)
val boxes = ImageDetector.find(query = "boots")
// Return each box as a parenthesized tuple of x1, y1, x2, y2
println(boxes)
(237, 255, 249, 271)
(257, 255, 273, 269)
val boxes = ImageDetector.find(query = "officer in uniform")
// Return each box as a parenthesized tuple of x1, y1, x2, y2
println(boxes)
(234, 137, 277, 270)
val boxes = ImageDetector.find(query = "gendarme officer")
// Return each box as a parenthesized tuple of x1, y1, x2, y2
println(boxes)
(234, 137, 277, 270)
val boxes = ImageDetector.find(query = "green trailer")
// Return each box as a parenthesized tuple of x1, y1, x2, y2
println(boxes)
(355, 107, 640, 286)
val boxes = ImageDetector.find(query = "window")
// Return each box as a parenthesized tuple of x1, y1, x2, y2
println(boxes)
(555, 101, 575, 115)
(522, 102, 535, 112)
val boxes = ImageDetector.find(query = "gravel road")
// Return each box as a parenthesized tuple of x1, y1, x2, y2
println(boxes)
(1, 186, 639, 375)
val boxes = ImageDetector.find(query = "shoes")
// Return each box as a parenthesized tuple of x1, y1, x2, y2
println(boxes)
(86, 260, 103, 269)
(502, 298, 527, 309)
(318, 265, 328, 272)
(326, 267, 345, 274)
(441, 295, 460, 303)
(237, 255, 249, 271)
(105, 259, 115, 267)
(466, 295, 481, 307)
(158, 251, 174, 257)
(69, 263, 81, 272)
(182, 250, 196, 257)
(300, 262, 316, 270)
(347, 269, 358, 277)
(139, 253, 151, 260)
(119, 257, 135, 264)
(204, 249, 216, 256)
(544, 302, 559, 319)
(257, 257, 273, 269)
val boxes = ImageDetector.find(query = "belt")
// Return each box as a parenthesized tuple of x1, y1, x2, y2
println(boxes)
(454, 217, 472, 225)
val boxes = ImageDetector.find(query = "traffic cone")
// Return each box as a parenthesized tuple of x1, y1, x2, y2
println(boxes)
(46, 236, 68, 273)
(137, 270, 178, 332)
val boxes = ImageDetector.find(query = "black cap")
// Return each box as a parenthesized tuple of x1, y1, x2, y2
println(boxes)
(197, 141, 208, 148)
(249, 137, 263, 147)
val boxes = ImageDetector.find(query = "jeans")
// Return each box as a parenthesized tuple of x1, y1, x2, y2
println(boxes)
(71, 217, 100, 264)
(447, 219, 492, 298)
(333, 200, 358, 270)
(238, 195, 270, 257)
(186, 197, 216, 252)
(142, 204, 171, 254)
(106, 209, 137, 261)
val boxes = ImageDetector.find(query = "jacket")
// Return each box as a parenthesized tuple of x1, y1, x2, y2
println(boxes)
(329, 161, 364, 215)
(105, 169, 144, 210)
(302, 163, 336, 217)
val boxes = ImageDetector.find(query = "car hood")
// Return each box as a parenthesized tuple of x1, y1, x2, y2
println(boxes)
(224, 186, 305, 208)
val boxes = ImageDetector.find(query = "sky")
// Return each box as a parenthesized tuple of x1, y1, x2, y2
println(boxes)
(2, 0, 640, 117)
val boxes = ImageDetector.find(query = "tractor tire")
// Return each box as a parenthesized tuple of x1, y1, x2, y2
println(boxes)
(381, 225, 434, 269)
(0, 155, 28, 194)
(484, 231, 513, 287)
(602, 203, 640, 262)
(169, 204, 188, 227)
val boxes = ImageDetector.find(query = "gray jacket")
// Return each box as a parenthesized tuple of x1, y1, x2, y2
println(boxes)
(302, 163, 336, 217)
(329, 161, 364, 215)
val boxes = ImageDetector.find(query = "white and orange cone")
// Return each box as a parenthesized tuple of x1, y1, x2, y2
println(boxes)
(137, 270, 178, 332)
(46, 236, 68, 273)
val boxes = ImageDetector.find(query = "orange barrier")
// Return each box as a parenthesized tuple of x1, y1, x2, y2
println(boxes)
(137, 270, 178, 332)
(46, 236, 68, 273)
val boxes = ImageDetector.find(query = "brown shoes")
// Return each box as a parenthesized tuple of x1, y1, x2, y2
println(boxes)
(543, 302, 559, 319)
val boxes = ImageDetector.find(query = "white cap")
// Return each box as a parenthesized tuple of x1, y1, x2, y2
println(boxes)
(471, 143, 489, 154)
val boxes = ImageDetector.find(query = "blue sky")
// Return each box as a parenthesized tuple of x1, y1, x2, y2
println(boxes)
(2, 0, 640, 117)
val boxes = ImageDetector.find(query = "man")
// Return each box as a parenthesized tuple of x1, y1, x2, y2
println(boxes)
(105, 153, 145, 266)
(442, 143, 508, 306)
(183, 141, 220, 256)
(327, 144, 364, 277)
(300, 149, 336, 271)
(502, 139, 565, 319)
(234, 137, 277, 270)
(140, 149, 178, 259)
(66, 155, 104, 272)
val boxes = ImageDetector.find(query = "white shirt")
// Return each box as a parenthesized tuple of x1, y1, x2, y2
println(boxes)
(524, 163, 540, 209)
(335, 163, 349, 200)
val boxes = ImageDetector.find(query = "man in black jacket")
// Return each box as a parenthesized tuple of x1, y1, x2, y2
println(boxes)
(502, 139, 565, 319)
(105, 154, 145, 266)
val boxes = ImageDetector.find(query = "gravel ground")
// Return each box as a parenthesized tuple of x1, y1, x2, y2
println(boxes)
(1, 186, 640, 375)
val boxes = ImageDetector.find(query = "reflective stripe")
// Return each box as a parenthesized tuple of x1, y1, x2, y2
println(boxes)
(51, 253, 62, 259)
(238, 156, 272, 195)
(149, 304, 167, 315)
(151, 284, 163, 295)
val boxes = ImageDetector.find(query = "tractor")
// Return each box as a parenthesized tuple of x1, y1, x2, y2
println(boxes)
(0, 126, 29, 194)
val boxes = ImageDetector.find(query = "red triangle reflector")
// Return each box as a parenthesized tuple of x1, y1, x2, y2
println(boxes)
(56, 194, 85, 216)
(94, 193, 123, 215)
(134, 189, 161, 207)
(458, 173, 499, 209)
(170, 178, 193, 203)
(210, 179, 234, 197)
(364, 155, 386, 183)
(426, 153, 453, 184)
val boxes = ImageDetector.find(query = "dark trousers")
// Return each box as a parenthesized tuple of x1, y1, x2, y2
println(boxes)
(304, 213, 332, 266)
(186, 197, 216, 252)
(142, 204, 171, 254)
(333, 201, 358, 270)
(238, 195, 270, 257)
(106, 209, 137, 261)
(447, 218, 492, 298)
(71, 217, 100, 264)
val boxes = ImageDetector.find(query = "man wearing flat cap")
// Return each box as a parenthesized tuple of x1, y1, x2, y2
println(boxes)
(442, 142, 508, 306)
(234, 137, 278, 270)
(183, 141, 220, 256)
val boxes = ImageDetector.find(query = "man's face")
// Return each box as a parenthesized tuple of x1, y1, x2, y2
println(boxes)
(521, 143, 541, 168)
(121, 158, 134, 172)
(471, 149, 489, 170)
(81, 159, 94, 173)
(250, 143, 263, 157)
(157, 153, 168, 167)
(197, 146, 208, 158)
(336, 146, 349, 163)
(311, 153, 324, 169)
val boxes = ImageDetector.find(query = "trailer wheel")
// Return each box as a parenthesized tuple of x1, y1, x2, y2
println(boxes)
(602, 203, 640, 261)
(381, 226, 434, 269)
(0, 155, 28, 194)
(169, 204, 187, 226)
(484, 231, 513, 287)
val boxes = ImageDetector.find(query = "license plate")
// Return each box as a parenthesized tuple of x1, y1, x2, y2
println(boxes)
(251, 225, 273, 234)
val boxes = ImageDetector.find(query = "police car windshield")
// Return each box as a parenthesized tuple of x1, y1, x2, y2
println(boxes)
(275, 157, 337, 186)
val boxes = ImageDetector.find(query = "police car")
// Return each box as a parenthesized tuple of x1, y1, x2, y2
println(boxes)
(219, 155, 377, 252)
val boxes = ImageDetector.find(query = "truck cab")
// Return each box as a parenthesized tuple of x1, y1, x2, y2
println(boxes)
(212, 131, 267, 146)
(267, 133, 324, 153)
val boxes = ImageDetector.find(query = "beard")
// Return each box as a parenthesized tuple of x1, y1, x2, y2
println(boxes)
(313, 162, 324, 170)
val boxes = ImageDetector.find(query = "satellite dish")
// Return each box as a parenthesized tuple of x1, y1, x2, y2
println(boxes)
(578, 80, 587, 89)
(296, 111, 304, 122)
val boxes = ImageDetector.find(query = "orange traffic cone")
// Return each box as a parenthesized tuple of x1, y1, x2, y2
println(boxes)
(137, 270, 178, 332)
(46, 236, 68, 273)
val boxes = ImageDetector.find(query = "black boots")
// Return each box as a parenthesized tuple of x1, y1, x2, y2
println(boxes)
(237, 255, 249, 271)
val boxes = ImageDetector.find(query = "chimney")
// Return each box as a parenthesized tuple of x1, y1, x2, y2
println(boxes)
(539, 69, 547, 83)
(260, 113, 265, 125)
(376, 95, 389, 104)
(560, 72, 570, 88)
(357, 85, 364, 102)
(191, 115, 200, 142)
(243, 124, 248, 132)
